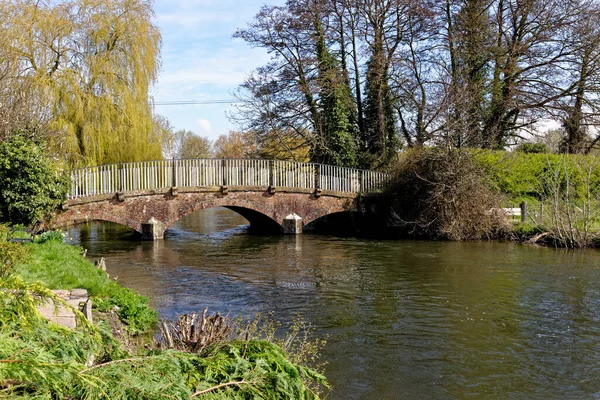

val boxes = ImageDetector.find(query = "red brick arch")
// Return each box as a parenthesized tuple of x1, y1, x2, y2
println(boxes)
(48, 188, 357, 236)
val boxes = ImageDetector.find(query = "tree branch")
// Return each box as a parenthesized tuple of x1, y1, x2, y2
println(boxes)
(191, 380, 249, 397)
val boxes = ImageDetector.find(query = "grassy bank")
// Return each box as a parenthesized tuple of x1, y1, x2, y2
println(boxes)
(370, 148, 600, 248)
(1, 234, 328, 399)
(477, 150, 600, 247)
(14, 237, 157, 335)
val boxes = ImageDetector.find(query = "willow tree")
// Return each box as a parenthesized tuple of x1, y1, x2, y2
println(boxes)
(1, 0, 162, 166)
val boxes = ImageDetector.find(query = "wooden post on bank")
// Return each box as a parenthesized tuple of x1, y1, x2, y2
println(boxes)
(520, 201, 527, 223)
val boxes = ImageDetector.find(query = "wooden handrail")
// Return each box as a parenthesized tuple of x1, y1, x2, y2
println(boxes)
(67, 159, 390, 199)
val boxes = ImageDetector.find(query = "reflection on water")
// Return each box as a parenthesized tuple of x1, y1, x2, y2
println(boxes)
(68, 207, 600, 399)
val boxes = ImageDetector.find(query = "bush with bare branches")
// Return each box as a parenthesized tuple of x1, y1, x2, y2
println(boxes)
(159, 309, 233, 353)
(528, 155, 600, 248)
(364, 148, 506, 240)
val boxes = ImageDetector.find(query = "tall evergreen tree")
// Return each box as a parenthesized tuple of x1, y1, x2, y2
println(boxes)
(449, 0, 493, 147)
(362, 40, 398, 168)
(313, 13, 358, 167)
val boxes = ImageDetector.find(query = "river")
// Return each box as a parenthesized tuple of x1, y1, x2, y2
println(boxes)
(68, 207, 600, 399)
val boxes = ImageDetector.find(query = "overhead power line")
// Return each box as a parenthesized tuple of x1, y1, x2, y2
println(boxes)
(152, 100, 242, 106)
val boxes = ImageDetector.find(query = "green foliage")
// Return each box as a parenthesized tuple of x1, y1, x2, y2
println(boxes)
(35, 230, 65, 244)
(0, 224, 29, 278)
(0, 275, 113, 397)
(160, 311, 328, 397)
(0, 275, 161, 399)
(7, 225, 32, 240)
(515, 142, 549, 154)
(448, 0, 493, 148)
(473, 150, 600, 202)
(0, 275, 327, 399)
(0, 224, 9, 242)
(93, 286, 158, 335)
(0, 132, 69, 226)
(471, 150, 600, 247)
(313, 17, 358, 168)
(512, 222, 544, 238)
(0, 241, 28, 279)
(362, 43, 399, 168)
(188, 341, 328, 399)
(1, 0, 163, 167)
(14, 241, 157, 334)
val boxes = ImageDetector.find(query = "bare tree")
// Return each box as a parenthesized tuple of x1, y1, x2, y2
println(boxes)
(548, 1, 600, 153)
(482, 0, 580, 148)
(232, 3, 320, 152)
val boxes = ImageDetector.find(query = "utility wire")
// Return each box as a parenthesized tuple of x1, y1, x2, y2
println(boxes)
(152, 100, 242, 105)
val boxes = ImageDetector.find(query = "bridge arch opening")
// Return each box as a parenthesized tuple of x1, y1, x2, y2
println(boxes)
(224, 206, 282, 234)
(64, 221, 141, 244)
(304, 211, 365, 235)
(172, 207, 249, 234)
(170, 205, 283, 235)
(46, 213, 143, 237)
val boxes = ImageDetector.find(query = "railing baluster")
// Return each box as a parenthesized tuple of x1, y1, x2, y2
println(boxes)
(66, 158, 389, 199)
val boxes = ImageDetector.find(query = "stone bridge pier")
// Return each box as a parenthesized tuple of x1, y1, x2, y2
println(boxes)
(51, 188, 358, 240)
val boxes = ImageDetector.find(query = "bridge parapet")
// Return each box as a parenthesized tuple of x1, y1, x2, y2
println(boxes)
(68, 158, 389, 199)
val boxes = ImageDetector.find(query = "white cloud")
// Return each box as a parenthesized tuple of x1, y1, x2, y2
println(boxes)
(156, 12, 234, 30)
(196, 119, 214, 137)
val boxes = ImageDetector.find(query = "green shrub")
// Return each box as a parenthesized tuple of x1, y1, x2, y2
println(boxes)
(474, 150, 548, 200)
(0, 241, 28, 279)
(0, 131, 69, 226)
(472, 150, 600, 203)
(35, 230, 65, 244)
(94, 284, 158, 335)
(512, 222, 544, 238)
(0, 224, 29, 278)
(515, 142, 549, 154)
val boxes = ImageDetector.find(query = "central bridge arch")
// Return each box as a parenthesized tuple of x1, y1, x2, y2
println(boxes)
(161, 193, 293, 233)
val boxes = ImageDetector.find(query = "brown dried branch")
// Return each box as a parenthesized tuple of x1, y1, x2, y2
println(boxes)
(158, 308, 234, 353)
(191, 380, 249, 397)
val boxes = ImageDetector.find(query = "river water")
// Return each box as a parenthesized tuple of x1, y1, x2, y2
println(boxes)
(68, 208, 600, 399)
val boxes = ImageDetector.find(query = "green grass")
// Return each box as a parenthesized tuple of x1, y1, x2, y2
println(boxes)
(8, 225, 33, 240)
(14, 240, 157, 334)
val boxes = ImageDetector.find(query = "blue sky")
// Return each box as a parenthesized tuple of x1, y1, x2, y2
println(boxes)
(151, 0, 284, 141)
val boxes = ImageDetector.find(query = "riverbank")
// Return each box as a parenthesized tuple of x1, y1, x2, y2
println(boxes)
(359, 148, 600, 249)
(0, 233, 328, 399)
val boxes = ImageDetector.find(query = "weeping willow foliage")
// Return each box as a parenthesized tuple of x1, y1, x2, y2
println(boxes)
(0, 0, 162, 167)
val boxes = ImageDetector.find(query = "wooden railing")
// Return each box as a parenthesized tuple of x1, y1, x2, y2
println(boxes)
(68, 159, 390, 199)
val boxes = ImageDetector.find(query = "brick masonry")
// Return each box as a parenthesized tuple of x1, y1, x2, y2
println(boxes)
(48, 187, 358, 235)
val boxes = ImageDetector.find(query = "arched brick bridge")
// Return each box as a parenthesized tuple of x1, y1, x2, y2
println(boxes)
(48, 159, 389, 239)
